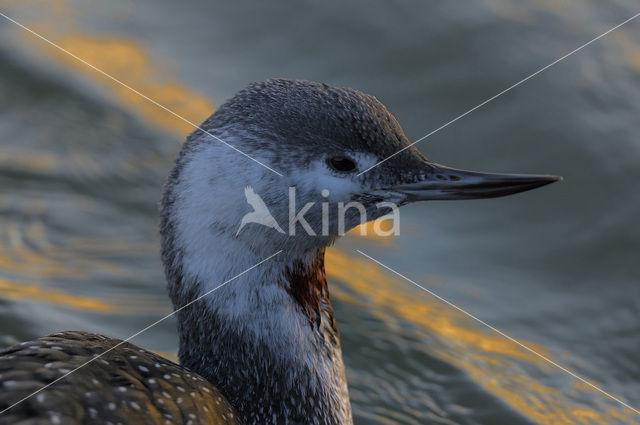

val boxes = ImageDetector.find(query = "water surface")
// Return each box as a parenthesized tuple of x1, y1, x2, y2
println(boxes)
(1, 1, 639, 423)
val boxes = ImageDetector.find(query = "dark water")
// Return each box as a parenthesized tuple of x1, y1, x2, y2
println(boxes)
(1, 1, 639, 424)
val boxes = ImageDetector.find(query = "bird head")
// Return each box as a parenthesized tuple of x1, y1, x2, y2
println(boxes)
(161, 79, 560, 256)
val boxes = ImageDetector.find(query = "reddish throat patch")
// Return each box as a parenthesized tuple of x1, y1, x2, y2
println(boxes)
(284, 255, 331, 327)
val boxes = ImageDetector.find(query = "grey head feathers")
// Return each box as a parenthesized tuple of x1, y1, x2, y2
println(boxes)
(186, 78, 427, 184)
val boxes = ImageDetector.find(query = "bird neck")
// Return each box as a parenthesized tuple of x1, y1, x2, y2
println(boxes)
(168, 241, 353, 425)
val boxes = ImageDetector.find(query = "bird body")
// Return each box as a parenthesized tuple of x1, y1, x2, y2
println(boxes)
(0, 79, 559, 424)
(0, 332, 238, 425)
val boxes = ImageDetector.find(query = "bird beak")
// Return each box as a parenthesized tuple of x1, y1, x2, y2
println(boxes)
(383, 163, 562, 202)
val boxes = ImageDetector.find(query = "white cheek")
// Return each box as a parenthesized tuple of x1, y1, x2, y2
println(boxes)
(173, 138, 283, 261)
(178, 145, 248, 227)
(290, 153, 378, 201)
(303, 161, 358, 199)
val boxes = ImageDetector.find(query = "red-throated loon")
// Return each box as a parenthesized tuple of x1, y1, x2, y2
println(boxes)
(0, 79, 560, 424)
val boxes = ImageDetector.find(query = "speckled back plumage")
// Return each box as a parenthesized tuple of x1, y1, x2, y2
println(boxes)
(0, 332, 239, 425)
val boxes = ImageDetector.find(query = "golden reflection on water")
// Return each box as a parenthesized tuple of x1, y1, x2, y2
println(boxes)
(0, 277, 115, 313)
(2, 0, 213, 138)
(52, 36, 215, 137)
(0, 151, 61, 173)
(0, 219, 117, 314)
(0, 222, 163, 314)
(0, 222, 118, 279)
(325, 250, 638, 425)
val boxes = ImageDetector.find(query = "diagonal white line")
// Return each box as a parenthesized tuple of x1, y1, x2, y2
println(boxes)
(356, 249, 640, 416)
(0, 11, 284, 177)
(358, 11, 640, 176)
(0, 250, 283, 415)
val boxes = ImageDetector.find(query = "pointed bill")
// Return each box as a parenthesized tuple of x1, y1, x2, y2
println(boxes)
(383, 164, 562, 201)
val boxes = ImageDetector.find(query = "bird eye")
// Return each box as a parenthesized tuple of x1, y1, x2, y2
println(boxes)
(328, 156, 357, 172)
